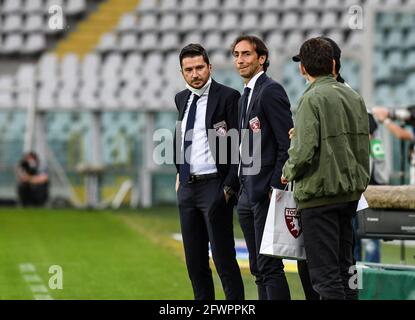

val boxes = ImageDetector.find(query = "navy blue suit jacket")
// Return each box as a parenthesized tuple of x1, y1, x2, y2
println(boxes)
(173, 79, 241, 193)
(239, 73, 293, 203)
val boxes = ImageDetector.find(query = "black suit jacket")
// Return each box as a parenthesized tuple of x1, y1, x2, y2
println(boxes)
(173, 79, 241, 193)
(239, 73, 293, 203)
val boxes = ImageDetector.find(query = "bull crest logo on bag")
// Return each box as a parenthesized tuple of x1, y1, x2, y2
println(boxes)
(284, 208, 302, 239)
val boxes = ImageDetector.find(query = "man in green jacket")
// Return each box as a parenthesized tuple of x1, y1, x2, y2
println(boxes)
(281, 38, 370, 300)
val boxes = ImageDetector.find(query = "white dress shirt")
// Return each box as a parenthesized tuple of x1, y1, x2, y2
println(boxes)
(245, 71, 264, 111)
(181, 78, 217, 175)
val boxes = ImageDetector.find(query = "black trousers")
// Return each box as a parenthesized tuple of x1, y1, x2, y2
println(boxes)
(237, 185, 290, 300)
(297, 260, 320, 300)
(18, 182, 49, 207)
(177, 177, 244, 300)
(301, 200, 359, 300)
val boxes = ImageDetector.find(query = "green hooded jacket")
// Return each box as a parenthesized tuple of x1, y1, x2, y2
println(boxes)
(282, 76, 370, 209)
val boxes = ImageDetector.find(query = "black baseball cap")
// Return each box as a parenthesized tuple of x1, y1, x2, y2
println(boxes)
(292, 36, 341, 63)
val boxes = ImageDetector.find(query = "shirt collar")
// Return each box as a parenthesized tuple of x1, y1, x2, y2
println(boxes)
(245, 71, 264, 90)
(186, 77, 212, 97)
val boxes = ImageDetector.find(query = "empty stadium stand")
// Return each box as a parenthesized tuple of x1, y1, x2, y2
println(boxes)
(1, 0, 415, 204)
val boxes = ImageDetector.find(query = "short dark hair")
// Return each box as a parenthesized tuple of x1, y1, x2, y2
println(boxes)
(231, 35, 270, 72)
(319, 37, 341, 74)
(179, 43, 210, 68)
(298, 38, 334, 77)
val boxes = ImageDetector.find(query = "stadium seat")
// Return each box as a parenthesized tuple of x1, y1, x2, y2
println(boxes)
(24, 14, 45, 33)
(81, 53, 101, 80)
(210, 51, 229, 66)
(223, 0, 243, 12)
(301, 12, 320, 30)
(22, 33, 47, 54)
(266, 31, 285, 51)
(2, 0, 22, 14)
(304, 0, 324, 10)
(116, 13, 137, 33)
(119, 33, 138, 52)
(66, 0, 87, 16)
(120, 53, 142, 81)
(243, 0, 264, 12)
(159, 13, 178, 32)
(223, 30, 241, 49)
(220, 13, 239, 32)
(280, 12, 300, 30)
(24, 0, 44, 14)
(57, 86, 78, 109)
(3, 14, 23, 33)
(137, 0, 158, 13)
(406, 51, 415, 69)
(160, 32, 180, 51)
(399, 12, 415, 28)
(181, 0, 200, 12)
(137, 14, 158, 32)
(320, 12, 339, 29)
(45, 0, 64, 15)
(345, 31, 363, 49)
(37, 87, 56, 110)
(204, 32, 223, 51)
(386, 30, 404, 49)
(78, 86, 99, 110)
(96, 33, 118, 53)
(119, 86, 140, 109)
(324, 30, 344, 45)
(179, 13, 199, 32)
(200, 13, 220, 32)
(405, 31, 415, 49)
(159, 0, 179, 13)
(16, 64, 36, 89)
(201, 0, 220, 12)
(2, 34, 24, 54)
(324, 0, 343, 11)
(283, 0, 302, 11)
(260, 12, 279, 32)
(241, 13, 259, 32)
(182, 31, 204, 47)
(263, 0, 284, 11)
(139, 32, 158, 52)
(286, 31, 305, 51)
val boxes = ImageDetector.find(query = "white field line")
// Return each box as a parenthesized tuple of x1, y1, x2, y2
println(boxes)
(18, 263, 53, 300)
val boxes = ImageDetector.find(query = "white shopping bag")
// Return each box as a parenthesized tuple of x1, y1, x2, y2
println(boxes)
(259, 184, 306, 260)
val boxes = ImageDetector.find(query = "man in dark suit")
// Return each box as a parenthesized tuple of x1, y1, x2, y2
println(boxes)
(231, 35, 293, 300)
(173, 43, 244, 300)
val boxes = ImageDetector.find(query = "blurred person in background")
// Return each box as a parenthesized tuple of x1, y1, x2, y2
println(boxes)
(372, 105, 415, 185)
(174, 43, 244, 300)
(16, 151, 49, 207)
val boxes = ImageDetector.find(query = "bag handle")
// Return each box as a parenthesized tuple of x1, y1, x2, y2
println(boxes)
(283, 182, 294, 192)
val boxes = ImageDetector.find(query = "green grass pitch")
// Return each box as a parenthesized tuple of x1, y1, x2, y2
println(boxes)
(0, 207, 413, 300)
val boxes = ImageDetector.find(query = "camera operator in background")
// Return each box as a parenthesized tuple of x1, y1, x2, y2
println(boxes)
(372, 105, 415, 185)
(16, 151, 49, 207)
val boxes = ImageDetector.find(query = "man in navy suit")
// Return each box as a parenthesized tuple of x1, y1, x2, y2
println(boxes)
(173, 44, 244, 300)
(231, 35, 293, 300)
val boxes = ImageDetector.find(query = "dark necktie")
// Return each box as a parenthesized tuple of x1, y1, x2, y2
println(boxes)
(180, 94, 200, 184)
(240, 87, 251, 129)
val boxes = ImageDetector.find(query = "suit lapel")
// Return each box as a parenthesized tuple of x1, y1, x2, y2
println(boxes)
(205, 80, 219, 132)
(178, 90, 191, 121)
(242, 73, 267, 129)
